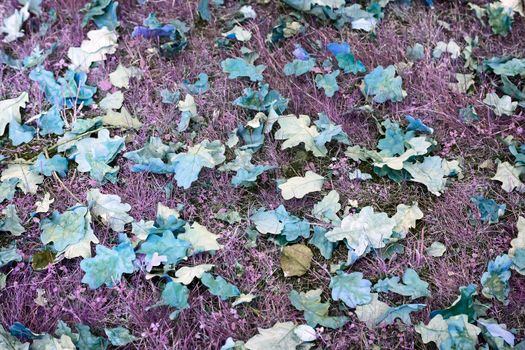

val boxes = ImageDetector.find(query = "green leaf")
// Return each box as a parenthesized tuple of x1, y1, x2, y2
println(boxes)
(278, 171, 324, 200)
(69, 129, 125, 183)
(245, 322, 315, 350)
(0, 204, 25, 236)
(280, 244, 313, 277)
(104, 327, 138, 347)
(491, 161, 525, 192)
(161, 280, 189, 309)
(0, 92, 29, 137)
(138, 230, 190, 265)
(283, 58, 316, 76)
(481, 254, 512, 304)
(275, 114, 325, 157)
(0, 241, 22, 268)
(325, 206, 395, 255)
(179, 222, 223, 253)
(362, 65, 405, 103)
(335, 52, 366, 74)
(201, 272, 240, 300)
(86, 189, 133, 231)
(330, 271, 372, 308)
(75, 323, 109, 350)
(289, 289, 349, 329)
(509, 216, 525, 274)
(483, 93, 517, 116)
(221, 57, 266, 82)
(488, 58, 525, 77)
(80, 241, 136, 289)
(404, 156, 447, 196)
(315, 70, 340, 97)
(173, 264, 214, 285)
(373, 268, 431, 300)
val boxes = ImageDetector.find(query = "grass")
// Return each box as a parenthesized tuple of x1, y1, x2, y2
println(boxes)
(1, 0, 525, 348)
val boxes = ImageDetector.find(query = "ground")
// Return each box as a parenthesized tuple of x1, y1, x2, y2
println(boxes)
(0, 0, 524, 349)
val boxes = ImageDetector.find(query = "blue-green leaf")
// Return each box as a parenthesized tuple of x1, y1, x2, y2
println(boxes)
(289, 289, 349, 329)
(104, 327, 138, 347)
(362, 65, 405, 103)
(201, 272, 240, 300)
(80, 241, 136, 289)
(221, 57, 266, 82)
(138, 230, 190, 265)
(161, 280, 190, 309)
(481, 254, 512, 304)
(32, 154, 68, 177)
(330, 271, 372, 308)
(315, 70, 340, 97)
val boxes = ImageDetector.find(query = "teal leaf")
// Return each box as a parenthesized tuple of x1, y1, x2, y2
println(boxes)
(0, 241, 22, 268)
(76, 324, 109, 350)
(39, 107, 64, 136)
(334, 52, 366, 75)
(405, 115, 433, 134)
(330, 271, 372, 308)
(416, 314, 481, 349)
(182, 72, 209, 95)
(308, 226, 335, 259)
(32, 154, 68, 177)
(380, 303, 426, 326)
(80, 241, 136, 289)
(289, 289, 349, 329)
(470, 195, 506, 224)
(104, 327, 138, 347)
(231, 165, 274, 187)
(68, 129, 125, 183)
(201, 272, 240, 300)
(221, 57, 266, 82)
(40, 204, 97, 259)
(373, 268, 430, 300)
(8, 120, 35, 146)
(198, 0, 211, 21)
(0, 204, 25, 236)
(170, 140, 225, 189)
(161, 280, 190, 309)
(315, 70, 340, 97)
(138, 230, 190, 265)
(314, 112, 350, 153)
(233, 84, 288, 114)
(362, 65, 405, 103)
(487, 4, 513, 36)
(29, 67, 97, 107)
(406, 43, 424, 61)
(481, 254, 512, 304)
(124, 136, 175, 174)
(283, 58, 316, 76)
(0, 178, 18, 203)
